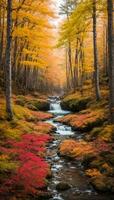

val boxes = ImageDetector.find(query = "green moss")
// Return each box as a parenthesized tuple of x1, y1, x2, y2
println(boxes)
(0, 161, 18, 171)
(0, 123, 21, 140)
(14, 104, 33, 120)
(0, 118, 34, 140)
(61, 96, 92, 112)
(26, 99, 50, 111)
(0, 154, 18, 172)
(15, 96, 50, 111)
(88, 125, 114, 142)
(15, 95, 26, 106)
(26, 99, 40, 110)
(5, 129, 21, 139)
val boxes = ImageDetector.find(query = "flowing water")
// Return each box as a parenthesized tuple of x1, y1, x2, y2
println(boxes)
(46, 97, 114, 200)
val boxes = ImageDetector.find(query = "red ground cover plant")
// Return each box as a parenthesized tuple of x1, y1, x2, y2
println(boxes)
(32, 111, 53, 121)
(0, 133, 52, 196)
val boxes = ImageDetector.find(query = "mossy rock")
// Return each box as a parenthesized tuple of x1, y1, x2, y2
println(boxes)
(61, 97, 91, 112)
(81, 118, 105, 132)
(88, 125, 114, 142)
(36, 101, 50, 111)
(15, 96, 50, 111)
(56, 182, 71, 191)
(15, 95, 26, 106)
(26, 99, 50, 111)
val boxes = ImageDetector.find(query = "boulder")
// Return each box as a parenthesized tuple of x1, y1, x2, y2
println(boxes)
(56, 182, 71, 191)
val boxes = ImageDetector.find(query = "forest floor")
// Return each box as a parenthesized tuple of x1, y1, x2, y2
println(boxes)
(0, 94, 55, 199)
(57, 87, 114, 193)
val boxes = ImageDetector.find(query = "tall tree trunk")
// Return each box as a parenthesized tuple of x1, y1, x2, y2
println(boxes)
(0, 5, 2, 66)
(65, 48, 70, 90)
(0, 6, 5, 67)
(106, 25, 109, 76)
(12, 36, 18, 80)
(92, 0, 101, 100)
(80, 38, 84, 95)
(107, 0, 114, 123)
(73, 38, 79, 91)
(68, 41, 74, 90)
(5, 0, 13, 120)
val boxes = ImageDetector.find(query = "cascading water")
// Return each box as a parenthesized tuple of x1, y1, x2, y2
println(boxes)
(46, 97, 114, 200)
(50, 101, 61, 111)
(47, 97, 74, 136)
(48, 97, 70, 116)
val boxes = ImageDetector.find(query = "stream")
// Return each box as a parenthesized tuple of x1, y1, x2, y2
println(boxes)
(46, 97, 114, 200)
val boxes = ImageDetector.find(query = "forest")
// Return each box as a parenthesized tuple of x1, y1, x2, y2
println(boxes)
(0, 0, 114, 200)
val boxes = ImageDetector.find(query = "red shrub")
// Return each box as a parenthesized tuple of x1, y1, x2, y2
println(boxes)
(0, 133, 51, 195)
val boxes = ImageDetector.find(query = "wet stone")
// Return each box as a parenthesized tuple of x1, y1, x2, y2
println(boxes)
(56, 182, 71, 191)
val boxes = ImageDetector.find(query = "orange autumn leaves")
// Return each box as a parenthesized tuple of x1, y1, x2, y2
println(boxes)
(57, 109, 105, 131)
(59, 139, 95, 159)
(59, 139, 111, 160)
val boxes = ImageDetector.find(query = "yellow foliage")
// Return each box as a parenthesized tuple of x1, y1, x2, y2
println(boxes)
(100, 125, 114, 142)
(12, 0, 55, 71)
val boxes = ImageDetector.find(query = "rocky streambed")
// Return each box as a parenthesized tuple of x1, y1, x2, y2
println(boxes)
(45, 97, 114, 200)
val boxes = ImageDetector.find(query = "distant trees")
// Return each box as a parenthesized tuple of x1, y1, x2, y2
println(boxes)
(0, 0, 58, 119)
(58, 0, 106, 99)
(59, 0, 114, 123)
(1, 0, 114, 124)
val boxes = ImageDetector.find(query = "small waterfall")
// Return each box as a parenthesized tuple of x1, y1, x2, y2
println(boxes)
(48, 96, 69, 115)
(50, 102, 61, 111)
